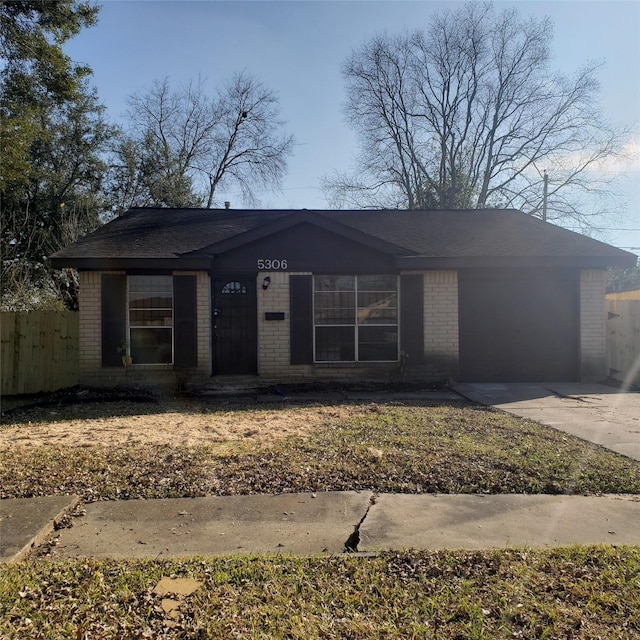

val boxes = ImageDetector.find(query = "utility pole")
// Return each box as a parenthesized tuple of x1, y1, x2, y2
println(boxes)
(542, 170, 548, 222)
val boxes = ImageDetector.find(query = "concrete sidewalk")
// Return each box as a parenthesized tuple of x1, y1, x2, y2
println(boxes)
(455, 382, 640, 461)
(358, 493, 640, 550)
(2, 492, 639, 563)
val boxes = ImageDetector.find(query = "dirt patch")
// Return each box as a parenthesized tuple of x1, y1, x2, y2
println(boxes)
(0, 400, 369, 450)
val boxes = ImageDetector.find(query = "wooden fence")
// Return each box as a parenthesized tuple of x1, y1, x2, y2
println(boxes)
(606, 291, 640, 388)
(1, 311, 79, 396)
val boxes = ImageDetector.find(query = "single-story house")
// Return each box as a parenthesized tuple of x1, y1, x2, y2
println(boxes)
(50, 207, 636, 388)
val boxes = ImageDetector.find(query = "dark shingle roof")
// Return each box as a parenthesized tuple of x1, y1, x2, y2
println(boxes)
(53, 209, 288, 259)
(50, 207, 636, 267)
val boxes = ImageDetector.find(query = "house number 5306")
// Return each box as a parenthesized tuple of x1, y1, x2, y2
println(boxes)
(257, 259, 288, 270)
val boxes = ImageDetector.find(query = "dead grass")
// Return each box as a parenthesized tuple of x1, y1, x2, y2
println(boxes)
(0, 399, 363, 450)
(2, 398, 640, 500)
(0, 547, 638, 639)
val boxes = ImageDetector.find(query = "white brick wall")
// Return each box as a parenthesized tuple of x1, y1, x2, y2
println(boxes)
(83, 268, 608, 385)
(580, 269, 607, 381)
(256, 272, 401, 381)
(179, 270, 211, 376)
(421, 270, 459, 379)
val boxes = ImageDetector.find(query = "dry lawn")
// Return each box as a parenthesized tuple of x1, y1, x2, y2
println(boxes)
(0, 400, 368, 450)
(3, 394, 640, 501)
(2, 548, 639, 639)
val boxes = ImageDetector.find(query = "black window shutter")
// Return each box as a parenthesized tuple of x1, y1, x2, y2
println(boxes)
(101, 274, 126, 367)
(173, 275, 198, 369)
(290, 275, 313, 364)
(400, 274, 424, 364)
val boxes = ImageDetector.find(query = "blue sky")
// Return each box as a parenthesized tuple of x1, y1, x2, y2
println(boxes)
(65, 0, 640, 254)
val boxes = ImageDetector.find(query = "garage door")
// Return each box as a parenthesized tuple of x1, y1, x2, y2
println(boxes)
(458, 269, 579, 382)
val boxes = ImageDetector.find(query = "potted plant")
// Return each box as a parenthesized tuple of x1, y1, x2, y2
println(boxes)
(117, 340, 133, 368)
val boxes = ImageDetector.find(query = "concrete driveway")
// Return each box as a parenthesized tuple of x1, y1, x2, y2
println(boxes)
(455, 382, 640, 461)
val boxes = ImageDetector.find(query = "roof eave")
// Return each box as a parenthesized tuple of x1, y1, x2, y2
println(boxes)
(51, 254, 635, 271)
(395, 255, 637, 269)
(49, 257, 213, 271)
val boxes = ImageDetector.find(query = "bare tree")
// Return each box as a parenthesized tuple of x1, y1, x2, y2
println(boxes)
(326, 2, 630, 226)
(107, 73, 294, 213)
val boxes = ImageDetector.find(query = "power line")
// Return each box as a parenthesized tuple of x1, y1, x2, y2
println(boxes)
(564, 227, 640, 232)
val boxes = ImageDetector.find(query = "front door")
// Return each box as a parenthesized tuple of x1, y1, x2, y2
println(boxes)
(212, 277, 258, 375)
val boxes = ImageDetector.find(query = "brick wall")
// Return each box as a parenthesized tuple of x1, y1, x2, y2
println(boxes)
(256, 271, 297, 378)
(422, 270, 459, 380)
(78, 270, 119, 386)
(256, 272, 403, 381)
(580, 269, 607, 381)
(256, 271, 337, 380)
(186, 270, 211, 377)
(82, 268, 607, 386)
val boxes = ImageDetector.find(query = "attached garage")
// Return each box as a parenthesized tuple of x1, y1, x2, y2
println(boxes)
(458, 269, 579, 382)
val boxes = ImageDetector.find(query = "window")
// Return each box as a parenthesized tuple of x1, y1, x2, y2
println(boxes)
(221, 281, 247, 294)
(313, 275, 398, 362)
(128, 275, 173, 364)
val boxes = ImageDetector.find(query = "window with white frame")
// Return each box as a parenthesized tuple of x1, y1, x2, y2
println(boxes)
(313, 275, 398, 362)
(128, 275, 173, 364)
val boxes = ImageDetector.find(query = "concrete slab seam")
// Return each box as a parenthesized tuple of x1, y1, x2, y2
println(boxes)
(450, 388, 484, 405)
(5, 496, 81, 565)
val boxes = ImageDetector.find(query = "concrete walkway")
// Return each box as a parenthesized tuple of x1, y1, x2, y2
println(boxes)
(2, 492, 639, 563)
(358, 493, 640, 550)
(455, 382, 640, 461)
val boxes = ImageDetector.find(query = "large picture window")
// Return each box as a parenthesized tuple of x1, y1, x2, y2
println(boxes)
(313, 275, 398, 362)
(128, 275, 173, 364)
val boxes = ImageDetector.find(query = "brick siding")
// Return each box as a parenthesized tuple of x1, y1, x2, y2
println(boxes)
(422, 271, 460, 380)
(188, 270, 212, 377)
(580, 269, 607, 381)
(257, 271, 313, 379)
(78, 270, 120, 386)
(257, 272, 404, 381)
(80, 268, 604, 386)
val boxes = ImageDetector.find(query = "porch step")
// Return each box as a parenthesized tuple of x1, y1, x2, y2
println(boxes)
(190, 376, 267, 396)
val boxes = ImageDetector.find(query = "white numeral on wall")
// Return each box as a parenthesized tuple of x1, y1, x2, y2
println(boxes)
(257, 259, 288, 270)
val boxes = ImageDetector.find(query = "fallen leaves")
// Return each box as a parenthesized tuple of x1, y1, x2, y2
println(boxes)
(2, 401, 640, 502)
(1, 549, 638, 639)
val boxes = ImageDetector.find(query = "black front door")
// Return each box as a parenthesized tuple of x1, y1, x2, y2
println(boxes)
(212, 277, 258, 375)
